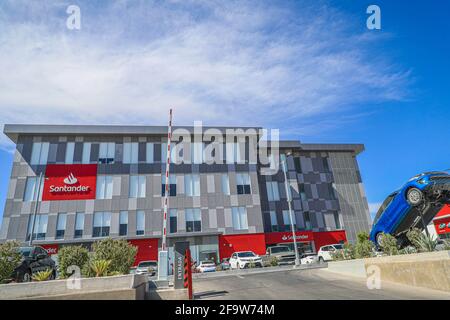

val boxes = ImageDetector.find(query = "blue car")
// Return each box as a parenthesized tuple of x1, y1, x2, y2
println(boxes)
(370, 171, 450, 247)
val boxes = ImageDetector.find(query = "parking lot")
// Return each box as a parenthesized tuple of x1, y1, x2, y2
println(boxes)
(192, 267, 450, 300)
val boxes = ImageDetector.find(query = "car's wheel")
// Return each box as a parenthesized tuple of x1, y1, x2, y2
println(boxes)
(22, 270, 32, 282)
(406, 188, 424, 206)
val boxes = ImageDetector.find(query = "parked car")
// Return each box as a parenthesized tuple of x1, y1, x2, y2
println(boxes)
(220, 258, 231, 270)
(317, 244, 344, 262)
(196, 260, 217, 273)
(12, 246, 57, 282)
(135, 260, 157, 276)
(370, 171, 450, 247)
(300, 252, 318, 264)
(262, 245, 296, 266)
(229, 251, 263, 269)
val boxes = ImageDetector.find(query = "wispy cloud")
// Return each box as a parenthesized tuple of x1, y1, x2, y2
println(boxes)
(0, 0, 410, 148)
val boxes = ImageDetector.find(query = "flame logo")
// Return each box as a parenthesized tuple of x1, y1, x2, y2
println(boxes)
(63, 173, 78, 185)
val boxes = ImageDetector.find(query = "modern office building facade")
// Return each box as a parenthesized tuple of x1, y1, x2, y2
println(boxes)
(0, 124, 371, 266)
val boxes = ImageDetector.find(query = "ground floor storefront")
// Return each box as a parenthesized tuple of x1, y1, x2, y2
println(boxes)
(38, 230, 347, 267)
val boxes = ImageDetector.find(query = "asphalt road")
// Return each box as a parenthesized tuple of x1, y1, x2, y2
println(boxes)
(192, 268, 450, 300)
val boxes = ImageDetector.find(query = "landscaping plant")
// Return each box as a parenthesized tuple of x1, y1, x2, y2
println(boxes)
(378, 233, 399, 255)
(354, 232, 376, 259)
(32, 268, 54, 281)
(89, 259, 111, 277)
(0, 241, 22, 283)
(57, 245, 89, 278)
(91, 238, 137, 275)
(407, 228, 438, 252)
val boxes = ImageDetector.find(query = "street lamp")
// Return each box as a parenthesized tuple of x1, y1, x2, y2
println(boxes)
(281, 153, 300, 267)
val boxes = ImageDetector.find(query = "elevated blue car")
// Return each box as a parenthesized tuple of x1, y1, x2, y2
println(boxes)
(370, 171, 450, 247)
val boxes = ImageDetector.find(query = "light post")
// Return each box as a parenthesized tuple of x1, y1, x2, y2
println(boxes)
(29, 172, 43, 246)
(281, 153, 300, 267)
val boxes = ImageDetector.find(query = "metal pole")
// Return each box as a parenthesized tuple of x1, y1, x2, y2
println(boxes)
(281, 155, 300, 267)
(29, 172, 43, 246)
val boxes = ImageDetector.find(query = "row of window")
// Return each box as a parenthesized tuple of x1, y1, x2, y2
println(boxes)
(23, 173, 251, 201)
(265, 181, 336, 202)
(26, 207, 250, 240)
(269, 210, 341, 231)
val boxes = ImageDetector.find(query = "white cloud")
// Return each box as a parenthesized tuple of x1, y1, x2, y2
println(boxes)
(0, 0, 410, 148)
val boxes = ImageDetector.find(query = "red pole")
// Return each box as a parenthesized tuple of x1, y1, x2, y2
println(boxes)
(185, 248, 193, 300)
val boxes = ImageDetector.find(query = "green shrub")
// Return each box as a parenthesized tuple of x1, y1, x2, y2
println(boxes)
(57, 245, 89, 278)
(269, 257, 278, 267)
(89, 259, 111, 277)
(407, 228, 438, 252)
(0, 241, 22, 283)
(379, 233, 399, 255)
(32, 269, 53, 281)
(355, 232, 376, 259)
(91, 238, 137, 275)
(331, 243, 355, 260)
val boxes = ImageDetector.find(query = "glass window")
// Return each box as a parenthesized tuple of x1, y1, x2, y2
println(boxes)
(99, 142, 115, 164)
(236, 173, 251, 195)
(294, 157, 302, 173)
(136, 211, 145, 235)
(328, 184, 336, 200)
(221, 174, 230, 195)
(270, 211, 278, 232)
(333, 211, 341, 229)
(65, 142, 75, 164)
(374, 192, 397, 224)
(161, 174, 177, 197)
(232, 207, 248, 230)
(322, 157, 330, 172)
(27, 214, 48, 241)
(30, 142, 49, 165)
(123, 142, 139, 164)
(96, 175, 113, 199)
(191, 142, 204, 164)
(146, 143, 154, 163)
(282, 210, 296, 230)
(185, 174, 200, 196)
(266, 181, 280, 201)
(74, 212, 84, 238)
(169, 209, 177, 233)
(56, 213, 67, 240)
(119, 211, 128, 236)
(93, 212, 111, 237)
(82, 142, 91, 164)
(129, 175, 146, 198)
(23, 177, 43, 202)
(303, 211, 311, 230)
(299, 184, 307, 201)
(186, 208, 201, 232)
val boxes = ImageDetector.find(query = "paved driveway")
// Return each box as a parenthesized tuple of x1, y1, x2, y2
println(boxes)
(192, 268, 450, 300)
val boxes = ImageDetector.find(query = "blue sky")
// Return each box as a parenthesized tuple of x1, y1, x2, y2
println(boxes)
(0, 0, 449, 223)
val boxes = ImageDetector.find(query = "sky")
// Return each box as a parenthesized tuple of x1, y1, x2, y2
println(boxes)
(0, 0, 449, 223)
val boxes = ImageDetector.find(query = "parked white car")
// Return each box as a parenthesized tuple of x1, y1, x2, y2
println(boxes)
(135, 260, 157, 276)
(317, 244, 344, 262)
(196, 260, 217, 273)
(229, 251, 263, 269)
(300, 253, 318, 264)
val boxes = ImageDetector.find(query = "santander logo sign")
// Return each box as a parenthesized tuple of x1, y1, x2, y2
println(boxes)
(43, 164, 97, 201)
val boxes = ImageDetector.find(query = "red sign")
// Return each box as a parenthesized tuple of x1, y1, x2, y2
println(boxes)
(41, 244, 59, 255)
(265, 231, 314, 244)
(42, 164, 97, 201)
(434, 217, 450, 235)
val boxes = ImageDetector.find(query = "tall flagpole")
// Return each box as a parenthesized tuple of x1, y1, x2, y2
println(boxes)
(157, 108, 172, 282)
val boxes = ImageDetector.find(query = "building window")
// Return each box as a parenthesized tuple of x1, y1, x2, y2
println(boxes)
(98, 142, 115, 164)
(65, 142, 75, 164)
(119, 211, 128, 236)
(56, 213, 67, 240)
(186, 208, 201, 232)
(96, 175, 113, 199)
(191, 142, 204, 164)
(303, 211, 311, 230)
(169, 209, 177, 233)
(270, 211, 278, 232)
(161, 175, 176, 197)
(136, 211, 145, 236)
(93, 212, 111, 237)
(185, 174, 200, 196)
(146, 143, 154, 163)
(221, 174, 230, 195)
(333, 211, 341, 229)
(123, 142, 138, 164)
(30, 142, 49, 165)
(225, 142, 244, 164)
(236, 173, 251, 195)
(294, 157, 302, 173)
(74, 212, 84, 238)
(26, 214, 48, 241)
(129, 175, 146, 198)
(322, 157, 330, 172)
(82, 142, 91, 164)
(232, 207, 248, 230)
(266, 181, 280, 201)
(298, 184, 307, 201)
(23, 177, 43, 202)
(282, 210, 296, 231)
(328, 184, 336, 200)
